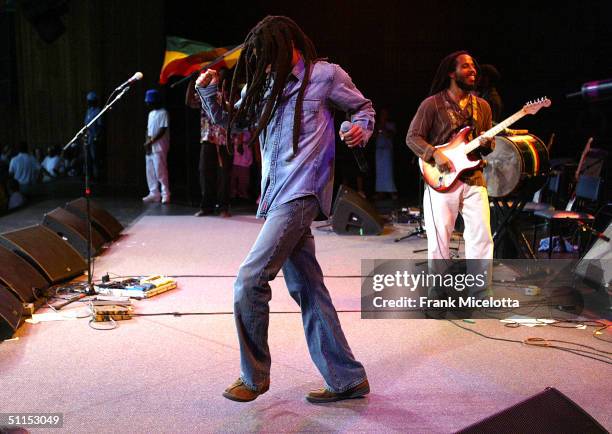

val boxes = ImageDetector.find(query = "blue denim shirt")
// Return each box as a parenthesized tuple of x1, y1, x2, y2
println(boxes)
(197, 58, 375, 220)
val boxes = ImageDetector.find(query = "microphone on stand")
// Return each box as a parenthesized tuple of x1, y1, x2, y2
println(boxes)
(566, 78, 612, 102)
(115, 72, 143, 91)
(340, 121, 368, 173)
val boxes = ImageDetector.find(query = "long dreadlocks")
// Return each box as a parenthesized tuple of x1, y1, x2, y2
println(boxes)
(226, 16, 318, 156)
(429, 50, 478, 96)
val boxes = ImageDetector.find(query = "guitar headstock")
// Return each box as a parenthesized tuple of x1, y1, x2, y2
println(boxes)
(523, 97, 552, 115)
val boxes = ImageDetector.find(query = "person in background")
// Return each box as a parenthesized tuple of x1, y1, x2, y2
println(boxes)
(84, 91, 104, 179)
(9, 141, 40, 193)
(230, 129, 253, 202)
(7, 178, 26, 210)
(477, 64, 503, 123)
(374, 107, 398, 200)
(0, 163, 8, 212)
(0, 144, 13, 163)
(186, 70, 232, 217)
(41, 146, 65, 182)
(142, 89, 171, 204)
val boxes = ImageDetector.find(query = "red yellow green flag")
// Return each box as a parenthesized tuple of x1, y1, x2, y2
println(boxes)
(159, 36, 242, 84)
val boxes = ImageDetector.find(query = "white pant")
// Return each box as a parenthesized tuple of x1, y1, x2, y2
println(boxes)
(145, 151, 170, 198)
(423, 181, 493, 260)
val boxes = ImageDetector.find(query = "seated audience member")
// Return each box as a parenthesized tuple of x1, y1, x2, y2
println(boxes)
(9, 142, 40, 192)
(0, 144, 13, 163)
(0, 170, 8, 212)
(34, 147, 44, 164)
(41, 146, 65, 182)
(7, 178, 26, 210)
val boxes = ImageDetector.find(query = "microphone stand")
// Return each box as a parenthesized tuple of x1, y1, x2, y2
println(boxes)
(62, 85, 133, 295)
(394, 161, 459, 256)
(394, 166, 426, 243)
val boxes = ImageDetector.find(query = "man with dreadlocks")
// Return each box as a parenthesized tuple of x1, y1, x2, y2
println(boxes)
(196, 16, 373, 403)
(406, 51, 494, 260)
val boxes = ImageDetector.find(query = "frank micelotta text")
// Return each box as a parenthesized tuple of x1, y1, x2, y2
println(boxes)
(371, 296, 520, 309)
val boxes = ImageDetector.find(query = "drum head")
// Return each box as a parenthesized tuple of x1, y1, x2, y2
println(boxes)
(485, 136, 521, 197)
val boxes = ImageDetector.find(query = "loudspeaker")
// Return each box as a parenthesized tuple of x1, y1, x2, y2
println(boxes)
(0, 285, 23, 341)
(575, 222, 612, 288)
(43, 207, 106, 258)
(456, 387, 607, 434)
(331, 185, 384, 235)
(0, 225, 86, 284)
(0, 245, 48, 303)
(65, 198, 123, 242)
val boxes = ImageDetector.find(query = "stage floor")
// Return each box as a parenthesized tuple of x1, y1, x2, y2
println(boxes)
(1, 207, 611, 433)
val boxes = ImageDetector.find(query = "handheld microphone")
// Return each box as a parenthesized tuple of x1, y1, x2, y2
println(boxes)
(115, 72, 143, 91)
(340, 121, 368, 173)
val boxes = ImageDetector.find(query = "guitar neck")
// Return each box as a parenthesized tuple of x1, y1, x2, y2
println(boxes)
(465, 109, 526, 153)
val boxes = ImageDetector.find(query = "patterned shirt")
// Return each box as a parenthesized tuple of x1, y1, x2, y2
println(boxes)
(406, 90, 493, 186)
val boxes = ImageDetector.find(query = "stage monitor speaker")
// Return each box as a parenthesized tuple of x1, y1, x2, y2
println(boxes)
(65, 198, 123, 242)
(0, 244, 48, 303)
(43, 207, 106, 258)
(575, 222, 612, 289)
(0, 285, 23, 341)
(331, 185, 384, 235)
(456, 387, 607, 434)
(0, 225, 86, 284)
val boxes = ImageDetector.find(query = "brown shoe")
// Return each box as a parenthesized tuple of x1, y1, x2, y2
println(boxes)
(222, 378, 269, 402)
(306, 379, 370, 404)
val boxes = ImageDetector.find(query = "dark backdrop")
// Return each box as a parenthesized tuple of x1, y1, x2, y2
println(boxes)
(3, 0, 611, 202)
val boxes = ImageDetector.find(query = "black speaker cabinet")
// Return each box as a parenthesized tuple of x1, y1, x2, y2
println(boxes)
(456, 387, 607, 434)
(43, 207, 106, 258)
(0, 225, 86, 284)
(65, 198, 123, 241)
(331, 185, 384, 235)
(0, 244, 48, 303)
(0, 285, 23, 341)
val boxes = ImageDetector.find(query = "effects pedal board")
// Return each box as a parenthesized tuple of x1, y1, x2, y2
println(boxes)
(91, 299, 133, 322)
(95, 275, 177, 299)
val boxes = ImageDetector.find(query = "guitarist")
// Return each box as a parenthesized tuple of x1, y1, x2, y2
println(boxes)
(406, 51, 494, 260)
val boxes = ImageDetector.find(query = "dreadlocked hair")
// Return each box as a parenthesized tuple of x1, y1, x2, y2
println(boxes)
(226, 15, 318, 156)
(429, 50, 473, 96)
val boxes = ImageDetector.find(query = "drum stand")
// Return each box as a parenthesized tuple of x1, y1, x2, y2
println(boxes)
(491, 195, 537, 259)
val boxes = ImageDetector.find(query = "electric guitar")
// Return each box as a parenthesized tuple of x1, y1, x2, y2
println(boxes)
(419, 97, 551, 192)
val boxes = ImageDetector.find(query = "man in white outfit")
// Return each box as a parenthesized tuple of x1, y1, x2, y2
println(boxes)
(143, 89, 171, 204)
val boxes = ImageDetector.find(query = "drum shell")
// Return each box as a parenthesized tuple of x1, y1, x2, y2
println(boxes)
(484, 134, 549, 198)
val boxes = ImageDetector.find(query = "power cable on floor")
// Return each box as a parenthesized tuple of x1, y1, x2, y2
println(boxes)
(448, 319, 612, 366)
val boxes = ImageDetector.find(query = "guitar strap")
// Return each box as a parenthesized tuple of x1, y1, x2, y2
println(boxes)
(443, 92, 480, 141)
(471, 94, 478, 123)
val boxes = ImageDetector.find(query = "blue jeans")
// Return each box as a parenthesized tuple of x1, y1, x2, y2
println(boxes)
(233, 196, 367, 393)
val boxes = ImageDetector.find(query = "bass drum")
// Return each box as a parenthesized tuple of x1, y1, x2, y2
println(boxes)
(484, 134, 549, 198)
